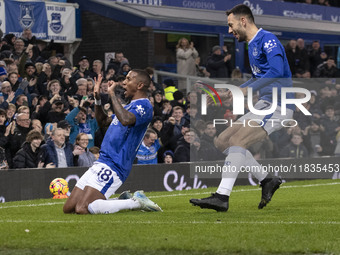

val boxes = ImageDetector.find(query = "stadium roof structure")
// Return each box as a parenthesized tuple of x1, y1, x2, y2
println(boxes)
(80, 0, 340, 38)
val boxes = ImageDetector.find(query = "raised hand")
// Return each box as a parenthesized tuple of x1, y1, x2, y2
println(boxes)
(94, 74, 102, 100)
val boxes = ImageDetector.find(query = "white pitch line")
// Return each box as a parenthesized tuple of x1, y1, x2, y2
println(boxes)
(0, 182, 339, 210)
(0, 219, 339, 225)
(0, 202, 64, 209)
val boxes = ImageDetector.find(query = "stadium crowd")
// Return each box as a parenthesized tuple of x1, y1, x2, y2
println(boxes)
(0, 28, 339, 170)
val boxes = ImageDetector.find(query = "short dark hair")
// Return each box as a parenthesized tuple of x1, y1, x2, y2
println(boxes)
(144, 129, 157, 139)
(131, 69, 151, 92)
(26, 130, 44, 143)
(89, 146, 100, 154)
(0, 108, 6, 117)
(78, 106, 87, 114)
(226, 4, 255, 24)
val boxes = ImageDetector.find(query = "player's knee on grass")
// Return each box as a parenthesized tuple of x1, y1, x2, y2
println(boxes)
(75, 203, 90, 214)
(63, 203, 75, 214)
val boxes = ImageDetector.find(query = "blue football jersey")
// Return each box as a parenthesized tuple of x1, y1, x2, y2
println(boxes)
(97, 98, 153, 182)
(245, 28, 294, 107)
(136, 139, 161, 165)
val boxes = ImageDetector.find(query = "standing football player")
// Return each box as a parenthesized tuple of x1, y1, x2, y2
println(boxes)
(190, 4, 294, 211)
(63, 70, 161, 214)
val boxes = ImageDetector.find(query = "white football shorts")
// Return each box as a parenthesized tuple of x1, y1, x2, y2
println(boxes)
(237, 99, 294, 135)
(76, 162, 122, 199)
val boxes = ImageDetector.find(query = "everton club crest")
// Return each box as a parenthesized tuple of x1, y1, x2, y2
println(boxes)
(252, 47, 258, 57)
(50, 13, 63, 34)
(19, 4, 34, 29)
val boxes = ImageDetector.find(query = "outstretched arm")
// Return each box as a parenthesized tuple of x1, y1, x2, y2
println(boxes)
(107, 80, 136, 126)
(94, 75, 112, 128)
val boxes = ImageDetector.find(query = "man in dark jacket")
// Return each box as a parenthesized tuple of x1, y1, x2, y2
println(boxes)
(174, 129, 200, 162)
(314, 57, 340, 78)
(206, 45, 232, 78)
(279, 133, 309, 158)
(199, 122, 225, 161)
(6, 112, 31, 168)
(13, 130, 44, 169)
(39, 128, 74, 168)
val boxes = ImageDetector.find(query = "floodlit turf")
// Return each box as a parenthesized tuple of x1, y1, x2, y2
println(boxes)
(0, 179, 340, 255)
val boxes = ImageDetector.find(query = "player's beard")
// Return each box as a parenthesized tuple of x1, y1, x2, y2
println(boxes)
(236, 29, 247, 42)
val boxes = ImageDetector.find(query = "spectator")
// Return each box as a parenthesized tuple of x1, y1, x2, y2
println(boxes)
(7, 72, 20, 93)
(304, 119, 335, 157)
(39, 128, 74, 168)
(293, 102, 312, 130)
(279, 133, 309, 158)
(199, 121, 225, 161)
(171, 90, 185, 109)
(145, 66, 163, 93)
(174, 129, 200, 162)
(57, 119, 71, 143)
(73, 56, 91, 80)
(309, 90, 323, 119)
(11, 39, 25, 61)
(195, 56, 210, 77)
(89, 146, 100, 160)
(36, 63, 52, 95)
(136, 129, 161, 164)
(286, 39, 298, 76)
(65, 103, 98, 148)
(3, 34, 16, 51)
(39, 95, 67, 126)
(163, 78, 178, 101)
(105, 65, 117, 81)
(0, 108, 7, 150)
(171, 106, 185, 136)
(161, 99, 172, 120)
(15, 94, 29, 109)
(314, 57, 340, 78)
(295, 38, 311, 78)
(90, 60, 104, 79)
(72, 133, 96, 167)
(20, 28, 36, 47)
(152, 90, 163, 118)
(44, 122, 56, 141)
(5, 112, 31, 168)
(5, 103, 16, 126)
(86, 78, 95, 96)
(151, 116, 163, 137)
(176, 38, 199, 89)
(118, 63, 131, 77)
(108, 51, 129, 75)
(206, 45, 232, 78)
(0, 66, 7, 83)
(12, 130, 44, 169)
(176, 38, 198, 77)
(163, 150, 174, 164)
(320, 105, 340, 142)
(308, 41, 323, 76)
(31, 119, 43, 133)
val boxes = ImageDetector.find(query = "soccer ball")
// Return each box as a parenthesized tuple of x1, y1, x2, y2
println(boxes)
(49, 178, 69, 196)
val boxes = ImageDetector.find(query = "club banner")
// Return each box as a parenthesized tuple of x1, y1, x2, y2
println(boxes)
(0, 0, 5, 34)
(46, 2, 76, 43)
(5, 0, 48, 39)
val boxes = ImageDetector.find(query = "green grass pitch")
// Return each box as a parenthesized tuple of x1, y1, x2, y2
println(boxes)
(0, 179, 339, 255)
